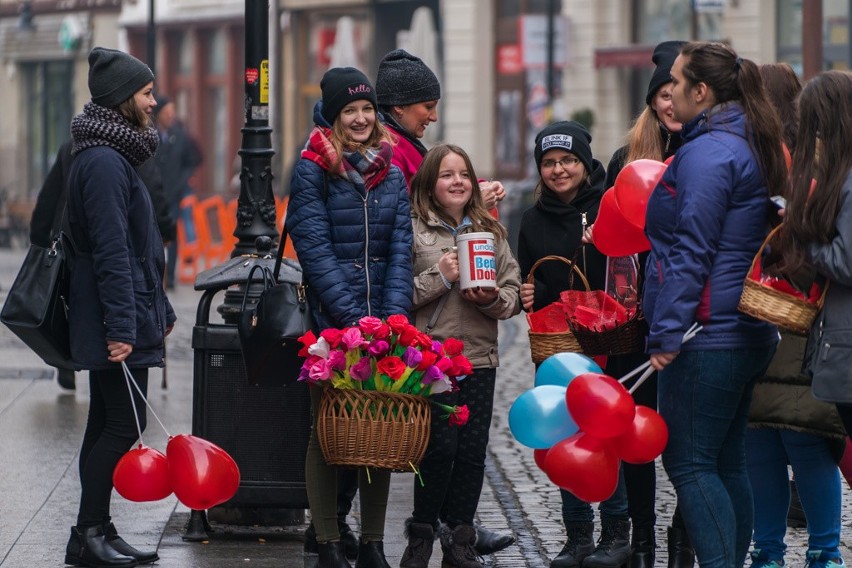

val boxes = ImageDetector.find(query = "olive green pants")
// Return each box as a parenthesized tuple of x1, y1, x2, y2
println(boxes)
(306, 386, 390, 543)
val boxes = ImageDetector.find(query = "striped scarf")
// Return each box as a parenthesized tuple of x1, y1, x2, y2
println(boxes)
(70, 102, 159, 166)
(301, 126, 392, 191)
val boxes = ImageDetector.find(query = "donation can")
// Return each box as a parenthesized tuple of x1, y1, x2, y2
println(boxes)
(456, 232, 497, 290)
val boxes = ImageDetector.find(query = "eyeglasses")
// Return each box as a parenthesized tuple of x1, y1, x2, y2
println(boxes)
(541, 156, 581, 169)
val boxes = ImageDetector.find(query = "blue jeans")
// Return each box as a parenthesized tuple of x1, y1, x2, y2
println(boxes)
(659, 346, 775, 568)
(561, 468, 628, 523)
(746, 428, 841, 561)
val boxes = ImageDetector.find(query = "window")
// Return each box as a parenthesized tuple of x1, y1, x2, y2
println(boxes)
(777, 0, 850, 73)
(22, 60, 73, 198)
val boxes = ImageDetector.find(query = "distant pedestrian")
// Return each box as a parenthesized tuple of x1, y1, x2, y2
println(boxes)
(153, 94, 201, 289)
(400, 144, 521, 568)
(63, 47, 175, 567)
(644, 42, 786, 568)
(286, 66, 412, 568)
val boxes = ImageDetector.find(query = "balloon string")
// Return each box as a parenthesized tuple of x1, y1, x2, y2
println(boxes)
(121, 361, 171, 438)
(121, 362, 145, 444)
(619, 323, 704, 390)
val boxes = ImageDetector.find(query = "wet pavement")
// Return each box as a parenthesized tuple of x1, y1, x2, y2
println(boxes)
(0, 246, 850, 567)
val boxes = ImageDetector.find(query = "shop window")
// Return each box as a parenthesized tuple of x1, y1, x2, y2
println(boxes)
(777, 0, 850, 72)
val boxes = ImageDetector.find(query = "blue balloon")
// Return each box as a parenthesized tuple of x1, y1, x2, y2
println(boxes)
(535, 353, 604, 388)
(509, 385, 579, 449)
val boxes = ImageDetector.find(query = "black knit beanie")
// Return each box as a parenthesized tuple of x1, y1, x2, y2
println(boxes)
(534, 121, 593, 173)
(88, 47, 154, 109)
(645, 40, 687, 106)
(375, 49, 441, 107)
(320, 67, 378, 124)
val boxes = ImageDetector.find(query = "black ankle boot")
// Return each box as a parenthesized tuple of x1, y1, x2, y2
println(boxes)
(629, 525, 655, 568)
(354, 540, 391, 568)
(102, 523, 159, 565)
(666, 526, 695, 568)
(65, 525, 138, 567)
(318, 541, 352, 568)
(474, 523, 515, 555)
(582, 519, 630, 568)
(338, 520, 359, 561)
(552, 522, 595, 568)
(401, 518, 435, 568)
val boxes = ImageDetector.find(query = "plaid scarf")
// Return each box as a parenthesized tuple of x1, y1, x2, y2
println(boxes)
(70, 102, 159, 166)
(301, 125, 392, 191)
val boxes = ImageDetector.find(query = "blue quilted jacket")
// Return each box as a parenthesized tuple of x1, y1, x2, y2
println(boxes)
(643, 102, 777, 353)
(285, 103, 413, 331)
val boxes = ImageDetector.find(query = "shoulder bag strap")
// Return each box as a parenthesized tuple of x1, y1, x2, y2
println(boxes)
(425, 288, 451, 335)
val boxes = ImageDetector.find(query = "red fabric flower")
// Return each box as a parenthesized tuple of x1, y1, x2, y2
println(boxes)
(386, 314, 410, 334)
(417, 350, 438, 371)
(376, 356, 406, 380)
(297, 331, 317, 357)
(450, 355, 473, 376)
(435, 357, 454, 373)
(358, 316, 384, 336)
(320, 328, 344, 348)
(398, 324, 420, 347)
(449, 404, 470, 426)
(443, 337, 465, 357)
(413, 332, 434, 349)
(372, 323, 391, 340)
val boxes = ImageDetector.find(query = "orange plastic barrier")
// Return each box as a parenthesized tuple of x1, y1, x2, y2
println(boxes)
(176, 195, 201, 285)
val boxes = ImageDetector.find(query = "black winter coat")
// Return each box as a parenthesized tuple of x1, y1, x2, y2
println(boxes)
(518, 160, 609, 312)
(66, 146, 176, 370)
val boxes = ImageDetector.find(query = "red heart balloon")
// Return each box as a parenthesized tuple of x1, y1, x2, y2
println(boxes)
(615, 406, 669, 464)
(533, 448, 550, 473)
(566, 372, 636, 438)
(544, 432, 620, 502)
(167, 434, 240, 510)
(113, 444, 172, 502)
(613, 159, 667, 229)
(592, 189, 651, 257)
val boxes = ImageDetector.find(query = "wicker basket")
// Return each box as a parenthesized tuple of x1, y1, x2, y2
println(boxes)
(527, 256, 588, 363)
(738, 225, 827, 335)
(317, 389, 431, 471)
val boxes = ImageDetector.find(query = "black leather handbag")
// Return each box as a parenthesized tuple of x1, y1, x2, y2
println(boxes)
(237, 228, 313, 387)
(1, 232, 74, 369)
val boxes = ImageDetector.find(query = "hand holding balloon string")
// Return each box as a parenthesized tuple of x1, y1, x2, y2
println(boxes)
(618, 323, 703, 393)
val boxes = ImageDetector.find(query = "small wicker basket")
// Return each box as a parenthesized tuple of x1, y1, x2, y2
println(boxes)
(317, 388, 431, 471)
(527, 256, 588, 364)
(738, 225, 827, 335)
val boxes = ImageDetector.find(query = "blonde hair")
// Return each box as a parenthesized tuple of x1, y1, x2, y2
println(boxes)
(410, 144, 507, 239)
(329, 110, 394, 171)
(624, 107, 666, 163)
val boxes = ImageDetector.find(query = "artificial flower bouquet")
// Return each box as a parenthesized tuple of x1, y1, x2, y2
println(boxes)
(296, 314, 472, 425)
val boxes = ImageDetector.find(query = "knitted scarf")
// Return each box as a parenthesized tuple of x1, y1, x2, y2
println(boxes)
(301, 125, 392, 191)
(70, 102, 159, 166)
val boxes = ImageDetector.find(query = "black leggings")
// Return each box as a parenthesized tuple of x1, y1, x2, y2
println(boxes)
(77, 367, 148, 527)
(413, 368, 496, 528)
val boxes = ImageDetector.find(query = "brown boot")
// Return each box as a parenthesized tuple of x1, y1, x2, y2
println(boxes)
(439, 524, 483, 568)
(400, 519, 435, 568)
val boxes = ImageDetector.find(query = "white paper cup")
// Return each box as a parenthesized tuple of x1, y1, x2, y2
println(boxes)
(456, 232, 497, 290)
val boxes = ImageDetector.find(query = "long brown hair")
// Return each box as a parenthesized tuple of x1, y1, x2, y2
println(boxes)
(625, 106, 667, 163)
(759, 63, 801, 151)
(780, 71, 852, 275)
(410, 144, 507, 239)
(679, 42, 787, 199)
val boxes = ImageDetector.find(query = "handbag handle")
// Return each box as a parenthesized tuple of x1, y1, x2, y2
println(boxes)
(527, 254, 591, 291)
(239, 264, 273, 312)
(271, 225, 288, 283)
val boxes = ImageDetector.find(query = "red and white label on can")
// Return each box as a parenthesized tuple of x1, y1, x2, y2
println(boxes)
(456, 232, 496, 290)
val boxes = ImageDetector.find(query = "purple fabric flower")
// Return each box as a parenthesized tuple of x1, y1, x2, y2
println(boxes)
(328, 349, 346, 371)
(402, 347, 423, 368)
(422, 365, 445, 384)
(430, 340, 444, 354)
(368, 339, 390, 357)
(350, 356, 373, 381)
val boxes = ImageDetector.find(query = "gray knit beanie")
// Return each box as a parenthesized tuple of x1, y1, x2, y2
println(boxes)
(88, 47, 154, 108)
(375, 49, 441, 107)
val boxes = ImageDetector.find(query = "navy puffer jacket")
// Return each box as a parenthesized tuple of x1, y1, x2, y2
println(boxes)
(67, 146, 176, 370)
(285, 104, 413, 331)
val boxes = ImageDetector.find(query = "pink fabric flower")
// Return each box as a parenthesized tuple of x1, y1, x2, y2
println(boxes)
(358, 316, 384, 336)
(341, 327, 367, 350)
(368, 339, 390, 357)
(308, 358, 333, 382)
(328, 349, 346, 371)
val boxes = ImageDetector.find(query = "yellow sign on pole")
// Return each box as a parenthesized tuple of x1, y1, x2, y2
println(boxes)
(260, 59, 269, 104)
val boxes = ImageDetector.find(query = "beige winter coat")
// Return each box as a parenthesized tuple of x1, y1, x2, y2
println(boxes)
(411, 214, 521, 368)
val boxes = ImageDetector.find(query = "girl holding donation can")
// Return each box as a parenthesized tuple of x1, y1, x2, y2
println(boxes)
(400, 144, 521, 568)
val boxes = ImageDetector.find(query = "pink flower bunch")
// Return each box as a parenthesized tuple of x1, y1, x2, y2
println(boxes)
(296, 315, 474, 397)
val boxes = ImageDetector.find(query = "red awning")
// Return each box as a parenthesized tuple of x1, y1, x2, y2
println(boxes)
(594, 45, 657, 69)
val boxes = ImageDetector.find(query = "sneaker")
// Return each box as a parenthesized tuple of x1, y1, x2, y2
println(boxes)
(806, 551, 844, 568)
(750, 549, 784, 568)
